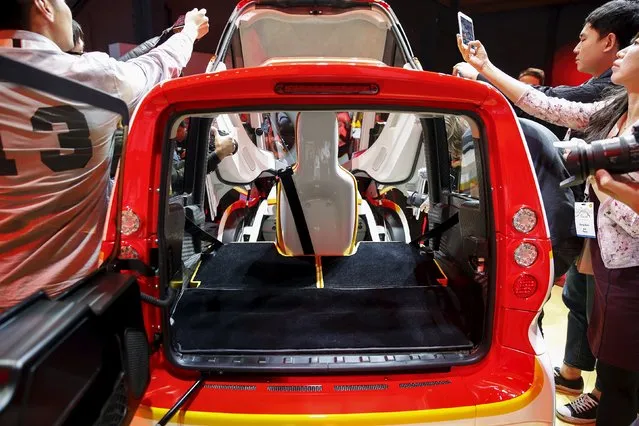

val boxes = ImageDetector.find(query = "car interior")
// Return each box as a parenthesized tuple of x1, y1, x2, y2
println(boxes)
(160, 109, 492, 370)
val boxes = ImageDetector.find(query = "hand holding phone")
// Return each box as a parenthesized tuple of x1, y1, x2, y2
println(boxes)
(456, 35, 489, 74)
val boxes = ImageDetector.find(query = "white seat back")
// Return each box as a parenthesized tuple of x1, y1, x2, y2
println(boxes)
(215, 113, 277, 184)
(351, 113, 422, 182)
(276, 112, 358, 256)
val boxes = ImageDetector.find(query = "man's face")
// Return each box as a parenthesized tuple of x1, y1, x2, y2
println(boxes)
(573, 24, 614, 75)
(176, 125, 187, 143)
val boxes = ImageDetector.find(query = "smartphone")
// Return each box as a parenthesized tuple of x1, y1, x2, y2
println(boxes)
(457, 11, 475, 46)
(172, 14, 186, 31)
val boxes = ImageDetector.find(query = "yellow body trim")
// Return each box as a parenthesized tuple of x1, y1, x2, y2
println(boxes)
(335, 164, 359, 256)
(433, 260, 447, 283)
(169, 280, 183, 290)
(378, 186, 396, 196)
(315, 256, 324, 288)
(233, 186, 249, 196)
(135, 360, 544, 425)
(189, 261, 202, 288)
(273, 182, 290, 257)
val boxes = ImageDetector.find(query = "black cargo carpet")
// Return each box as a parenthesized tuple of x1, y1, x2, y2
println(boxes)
(321, 242, 443, 288)
(172, 286, 471, 353)
(191, 243, 317, 289)
(174, 242, 470, 353)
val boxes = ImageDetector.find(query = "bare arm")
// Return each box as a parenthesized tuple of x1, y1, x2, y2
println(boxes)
(456, 35, 604, 129)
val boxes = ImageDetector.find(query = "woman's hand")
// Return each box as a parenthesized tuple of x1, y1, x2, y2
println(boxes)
(595, 170, 639, 214)
(589, 175, 610, 204)
(456, 35, 490, 73)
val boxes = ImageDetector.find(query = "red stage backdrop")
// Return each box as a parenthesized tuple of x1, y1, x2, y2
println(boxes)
(551, 43, 591, 87)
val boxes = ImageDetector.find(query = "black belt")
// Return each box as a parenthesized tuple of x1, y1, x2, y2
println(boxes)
(278, 167, 315, 255)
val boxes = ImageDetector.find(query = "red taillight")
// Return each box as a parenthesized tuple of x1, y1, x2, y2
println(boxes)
(121, 208, 141, 236)
(514, 242, 538, 267)
(274, 83, 379, 95)
(120, 244, 140, 259)
(513, 274, 538, 299)
(512, 207, 537, 234)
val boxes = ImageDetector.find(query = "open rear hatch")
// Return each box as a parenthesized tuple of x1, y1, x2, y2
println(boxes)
(158, 99, 492, 372)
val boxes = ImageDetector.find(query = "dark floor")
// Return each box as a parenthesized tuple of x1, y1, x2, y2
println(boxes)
(172, 242, 472, 353)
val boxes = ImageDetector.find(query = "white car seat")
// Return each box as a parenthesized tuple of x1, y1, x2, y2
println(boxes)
(276, 112, 358, 256)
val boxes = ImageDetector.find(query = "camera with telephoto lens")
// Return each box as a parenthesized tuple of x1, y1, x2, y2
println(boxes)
(558, 124, 639, 188)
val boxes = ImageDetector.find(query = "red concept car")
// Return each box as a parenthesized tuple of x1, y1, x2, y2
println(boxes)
(0, 1, 556, 425)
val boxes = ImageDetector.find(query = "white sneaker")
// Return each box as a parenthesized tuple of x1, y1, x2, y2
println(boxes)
(556, 393, 598, 424)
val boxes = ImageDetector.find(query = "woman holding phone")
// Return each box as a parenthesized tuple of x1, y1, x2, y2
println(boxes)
(455, 31, 639, 425)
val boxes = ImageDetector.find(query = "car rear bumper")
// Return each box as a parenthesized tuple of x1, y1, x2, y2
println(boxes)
(131, 354, 554, 425)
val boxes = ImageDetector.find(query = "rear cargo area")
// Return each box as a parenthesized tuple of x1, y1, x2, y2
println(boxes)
(171, 242, 474, 354)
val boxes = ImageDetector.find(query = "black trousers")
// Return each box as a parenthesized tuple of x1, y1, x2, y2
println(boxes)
(597, 360, 639, 426)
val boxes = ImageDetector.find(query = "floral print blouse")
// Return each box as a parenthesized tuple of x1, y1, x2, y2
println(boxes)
(516, 88, 639, 269)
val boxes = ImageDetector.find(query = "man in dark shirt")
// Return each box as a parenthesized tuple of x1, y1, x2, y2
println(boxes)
(453, 0, 634, 139)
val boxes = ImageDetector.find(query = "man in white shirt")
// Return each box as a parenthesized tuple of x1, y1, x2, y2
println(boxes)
(0, 0, 209, 310)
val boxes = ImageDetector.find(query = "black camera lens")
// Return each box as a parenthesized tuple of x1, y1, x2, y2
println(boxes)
(560, 125, 639, 188)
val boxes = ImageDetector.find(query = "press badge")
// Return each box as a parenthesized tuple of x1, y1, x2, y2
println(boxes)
(575, 202, 596, 238)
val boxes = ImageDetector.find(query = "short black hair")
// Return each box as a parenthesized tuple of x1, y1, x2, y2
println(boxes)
(586, 0, 639, 49)
(72, 20, 84, 46)
(0, 0, 30, 31)
(518, 67, 546, 85)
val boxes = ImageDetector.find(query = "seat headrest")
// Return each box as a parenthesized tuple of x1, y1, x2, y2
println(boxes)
(295, 111, 339, 171)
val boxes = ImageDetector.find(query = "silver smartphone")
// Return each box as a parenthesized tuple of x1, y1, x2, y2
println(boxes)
(457, 11, 475, 46)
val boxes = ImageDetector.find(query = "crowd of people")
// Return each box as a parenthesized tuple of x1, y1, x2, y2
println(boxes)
(1, 0, 639, 425)
(454, 1, 639, 424)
